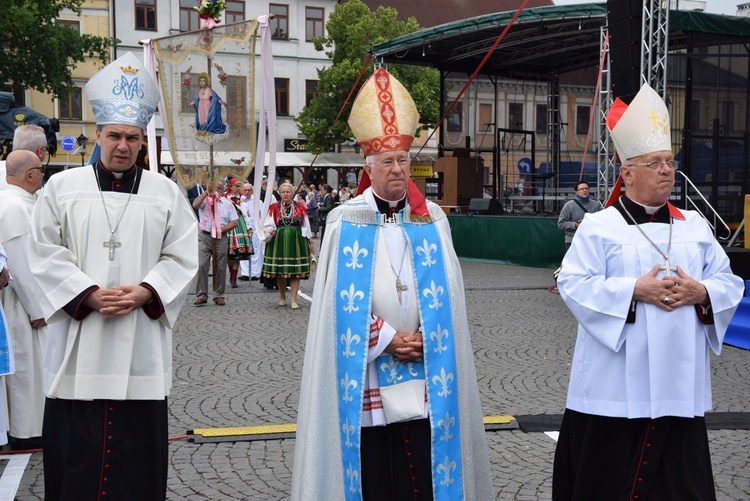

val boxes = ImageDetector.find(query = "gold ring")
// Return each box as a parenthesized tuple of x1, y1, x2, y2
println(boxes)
(662, 297, 670, 305)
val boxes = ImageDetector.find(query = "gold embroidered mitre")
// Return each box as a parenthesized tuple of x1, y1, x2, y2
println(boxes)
(348, 68, 419, 157)
(607, 83, 671, 161)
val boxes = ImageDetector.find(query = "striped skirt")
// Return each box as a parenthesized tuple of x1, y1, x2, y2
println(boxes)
(262, 225, 310, 279)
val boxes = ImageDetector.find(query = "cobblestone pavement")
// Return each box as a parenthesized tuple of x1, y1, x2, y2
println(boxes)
(13, 258, 750, 500)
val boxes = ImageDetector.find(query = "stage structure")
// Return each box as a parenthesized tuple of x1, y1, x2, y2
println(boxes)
(150, 18, 262, 187)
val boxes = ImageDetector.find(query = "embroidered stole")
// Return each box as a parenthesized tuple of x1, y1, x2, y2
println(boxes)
(334, 212, 464, 500)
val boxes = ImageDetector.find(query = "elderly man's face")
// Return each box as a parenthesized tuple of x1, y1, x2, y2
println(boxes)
(96, 125, 143, 172)
(365, 150, 411, 201)
(621, 151, 676, 206)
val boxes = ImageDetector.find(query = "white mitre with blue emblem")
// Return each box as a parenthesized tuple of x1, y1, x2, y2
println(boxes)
(86, 52, 159, 132)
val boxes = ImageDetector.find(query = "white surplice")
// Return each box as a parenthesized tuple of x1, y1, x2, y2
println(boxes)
(29, 166, 198, 400)
(558, 205, 743, 419)
(0, 244, 14, 446)
(0, 185, 47, 437)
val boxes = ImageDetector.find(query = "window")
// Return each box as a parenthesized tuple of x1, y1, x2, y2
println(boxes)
(225, 1, 245, 24)
(305, 7, 324, 41)
(135, 0, 156, 31)
(305, 80, 320, 108)
(478, 103, 493, 133)
(57, 19, 81, 33)
(180, 0, 199, 32)
(575, 105, 590, 135)
(446, 102, 462, 132)
(275, 78, 289, 116)
(535, 104, 548, 134)
(508, 102, 523, 130)
(59, 86, 83, 120)
(1, 84, 24, 107)
(719, 101, 736, 134)
(690, 99, 701, 131)
(270, 4, 289, 40)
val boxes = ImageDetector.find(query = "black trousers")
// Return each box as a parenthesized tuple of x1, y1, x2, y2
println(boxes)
(360, 418, 434, 501)
(43, 397, 169, 501)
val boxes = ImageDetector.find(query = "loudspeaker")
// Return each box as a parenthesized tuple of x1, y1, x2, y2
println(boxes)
(607, 0, 642, 102)
(469, 198, 504, 215)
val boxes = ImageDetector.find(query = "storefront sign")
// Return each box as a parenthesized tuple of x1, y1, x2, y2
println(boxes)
(284, 138, 308, 152)
(410, 162, 434, 177)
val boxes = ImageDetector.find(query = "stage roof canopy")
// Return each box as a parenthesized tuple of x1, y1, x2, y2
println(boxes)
(370, 3, 750, 78)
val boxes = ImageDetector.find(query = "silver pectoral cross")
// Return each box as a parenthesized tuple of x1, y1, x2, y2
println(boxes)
(659, 258, 678, 276)
(395, 277, 408, 304)
(103, 233, 122, 261)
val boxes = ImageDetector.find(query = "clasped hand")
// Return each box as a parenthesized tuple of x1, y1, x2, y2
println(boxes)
(385, 331, 423, 362)
(634, 265, 710, 312)
(85, 285, 153, 319)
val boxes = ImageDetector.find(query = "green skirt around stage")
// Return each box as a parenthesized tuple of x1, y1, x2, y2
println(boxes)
(262, 225, 310, 279)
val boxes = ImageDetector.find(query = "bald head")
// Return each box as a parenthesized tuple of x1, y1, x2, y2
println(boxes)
(6, 150, 44, 193)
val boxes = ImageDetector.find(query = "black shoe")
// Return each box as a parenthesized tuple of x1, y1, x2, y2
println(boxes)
(8, 436, 43, 451)
(250, 277, 259, 281)
(238, 276, 250, 281)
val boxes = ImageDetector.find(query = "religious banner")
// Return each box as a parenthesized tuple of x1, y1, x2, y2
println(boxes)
(151, 18, 260, 186)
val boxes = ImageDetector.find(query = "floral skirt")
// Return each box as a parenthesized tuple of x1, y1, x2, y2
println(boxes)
(227, 217, 253, 260)
(262, 225, 310, 279)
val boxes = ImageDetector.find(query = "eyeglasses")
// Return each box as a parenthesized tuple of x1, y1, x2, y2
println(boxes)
(28, 166, 45, 174)
(576, 187, 590, 192)
(624, 160, 679, 171)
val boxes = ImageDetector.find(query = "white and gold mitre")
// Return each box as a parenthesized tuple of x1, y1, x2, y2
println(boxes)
(606, 83, 671, 161)
(86, 52, 160, 131)
(347, 67, 419, 157)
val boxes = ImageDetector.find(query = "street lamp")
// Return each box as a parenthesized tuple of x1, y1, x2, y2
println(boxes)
(77, 133, 88, 166)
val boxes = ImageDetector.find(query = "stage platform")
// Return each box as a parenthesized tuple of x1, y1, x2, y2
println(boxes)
(447, 214, 564, 269)
(447, 214, 750, 278)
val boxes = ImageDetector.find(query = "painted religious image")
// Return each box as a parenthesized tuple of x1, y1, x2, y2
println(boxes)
(192, 72, 229, 143)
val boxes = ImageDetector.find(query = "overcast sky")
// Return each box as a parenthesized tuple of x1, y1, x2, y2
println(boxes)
(552, 0, 742, 16)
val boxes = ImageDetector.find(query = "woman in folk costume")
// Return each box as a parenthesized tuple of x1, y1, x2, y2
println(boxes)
(290, 67, 492, 501)
(224, 178, 252, 288)
(261, 182, 313, 310)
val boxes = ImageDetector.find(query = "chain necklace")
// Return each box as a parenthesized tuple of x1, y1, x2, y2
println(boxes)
(95, 166, 137, 261)
(389, 240, 409, 304)
(280, 202, 294, 226)
(618, 198, 677, 276)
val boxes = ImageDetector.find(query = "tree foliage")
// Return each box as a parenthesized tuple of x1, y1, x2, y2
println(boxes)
(0, 0, 116, 96)
(295, 0, 440, 154)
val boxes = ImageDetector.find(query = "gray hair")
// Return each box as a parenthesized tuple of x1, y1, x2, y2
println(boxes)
(12, 124, 46, 152)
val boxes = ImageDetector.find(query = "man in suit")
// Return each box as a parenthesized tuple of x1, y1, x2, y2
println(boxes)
(187, 169, 207, 219)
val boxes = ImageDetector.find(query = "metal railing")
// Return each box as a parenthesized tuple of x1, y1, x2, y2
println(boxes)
(676, 171, 732, 241)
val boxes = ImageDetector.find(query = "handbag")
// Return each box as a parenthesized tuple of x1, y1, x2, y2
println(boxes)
(309, 252, 317, 272)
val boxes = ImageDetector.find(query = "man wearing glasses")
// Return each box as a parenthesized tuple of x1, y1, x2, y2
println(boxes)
(0, 124, 48, 191)
(557, 181, 602, 251)
(553, 84, 743, 500)
(0, 149, 48, 449)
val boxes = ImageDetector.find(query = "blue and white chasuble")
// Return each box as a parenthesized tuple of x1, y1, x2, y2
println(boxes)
(334, 209, 464, 500)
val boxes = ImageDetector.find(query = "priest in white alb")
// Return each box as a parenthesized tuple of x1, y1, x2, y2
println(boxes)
(291, 68, 492, 501)
(553, 83, 744, 501)
(28, 53, 198, 500)
(0, 149, 49, 450)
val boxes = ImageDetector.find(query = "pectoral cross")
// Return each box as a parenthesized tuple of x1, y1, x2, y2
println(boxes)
(395, 277, 408, 304)
(660, 257, 677, 277)
(103, 233, 122, 261)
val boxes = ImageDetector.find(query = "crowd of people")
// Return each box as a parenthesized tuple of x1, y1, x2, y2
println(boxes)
(0, 53, 743, 501)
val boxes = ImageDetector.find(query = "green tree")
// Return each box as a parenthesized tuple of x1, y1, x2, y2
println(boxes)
(295, 0, 439, 154)
(0, 0, 116, 96)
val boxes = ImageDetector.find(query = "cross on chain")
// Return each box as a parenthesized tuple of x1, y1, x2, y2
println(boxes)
(395, 277, 408, 304)
(659, 258, 678, 277)
(103, 233, 122, 261)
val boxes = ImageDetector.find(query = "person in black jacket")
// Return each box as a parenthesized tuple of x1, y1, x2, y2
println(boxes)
(317, 184, 334, 243)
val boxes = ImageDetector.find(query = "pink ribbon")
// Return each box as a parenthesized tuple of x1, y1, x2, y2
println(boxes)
(200, 196, 223, 237)
(200, 15, 219, 30)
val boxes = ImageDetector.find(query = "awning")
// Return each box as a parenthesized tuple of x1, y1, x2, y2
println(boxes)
(160, 151, 366, 167)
